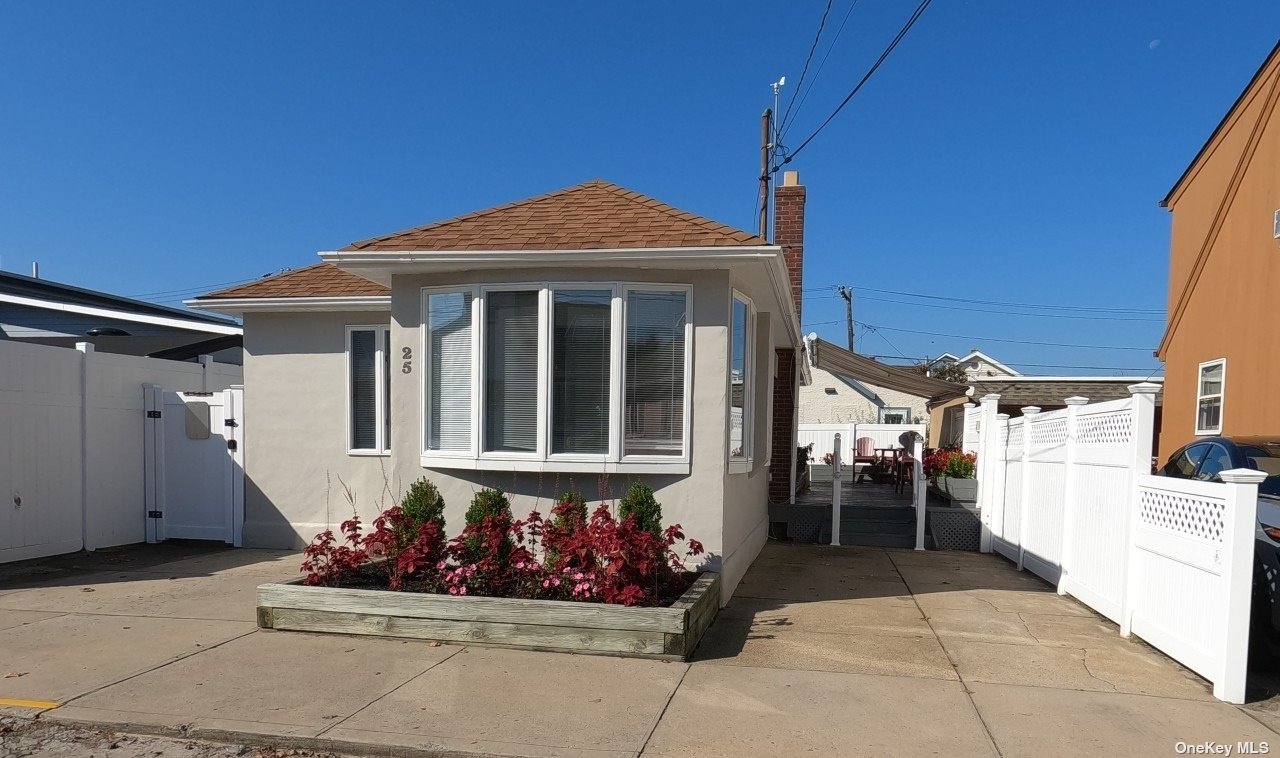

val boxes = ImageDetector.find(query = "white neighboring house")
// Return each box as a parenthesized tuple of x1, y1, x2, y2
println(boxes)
(932, 349, 1020, 380)
(800, 357, 928, 425)
(189, 177, 811, 602)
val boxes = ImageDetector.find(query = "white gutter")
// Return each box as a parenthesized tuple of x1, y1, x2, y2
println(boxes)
(1, 293, 242, 335)
(185, 295, 392, 316)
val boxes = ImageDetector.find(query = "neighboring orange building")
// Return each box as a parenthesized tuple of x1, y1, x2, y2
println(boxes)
(1157, 41, 1280, 457)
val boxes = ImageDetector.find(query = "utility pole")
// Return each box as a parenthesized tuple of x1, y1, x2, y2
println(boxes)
(837, 285, 854, 351)
(759, 108, 772, 239)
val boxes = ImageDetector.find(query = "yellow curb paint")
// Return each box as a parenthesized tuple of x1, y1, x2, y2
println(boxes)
(0, 698, 59, 709)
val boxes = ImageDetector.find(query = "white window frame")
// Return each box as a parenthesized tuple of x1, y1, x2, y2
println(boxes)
(421, 286, 480, 461)
(878, 406, 912, 424)
(728, 290, 755, 475)
(345, 324, 391, 456)
(1195, 358, 1226, 436)
(419, 282, 692, 474)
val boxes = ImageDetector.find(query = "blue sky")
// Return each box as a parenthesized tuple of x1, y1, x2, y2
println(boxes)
(1, 2, 1276, 376)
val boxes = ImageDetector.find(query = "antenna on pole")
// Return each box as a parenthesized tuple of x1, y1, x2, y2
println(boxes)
(770, 76, 786, 152)
(760, 76, 785, 241)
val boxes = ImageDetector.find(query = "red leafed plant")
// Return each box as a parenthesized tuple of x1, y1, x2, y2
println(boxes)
(300, 516, 367, 587)
(363, 505, 447, 591)
(923, 449, 978, 479)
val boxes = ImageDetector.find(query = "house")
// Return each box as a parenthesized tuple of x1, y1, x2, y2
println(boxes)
(0, 269, 243, 363)
(926, 347, 1163, 448)
(930, 349, 1020, 380)
(1156, 41, 1280, 456)
(799, 336, 930, 425)
(189, 176, 808, 600)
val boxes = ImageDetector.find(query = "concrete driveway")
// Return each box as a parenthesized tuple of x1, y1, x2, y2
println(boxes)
(2, 541, 1278, 757)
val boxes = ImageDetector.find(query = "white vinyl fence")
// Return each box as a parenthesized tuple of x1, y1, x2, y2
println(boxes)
(0, 340, 242, 563)
(971, 385, 1263, 703)
(799, 422, 925, 461)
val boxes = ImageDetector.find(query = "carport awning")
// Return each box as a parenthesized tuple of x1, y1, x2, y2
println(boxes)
(809, 337, 969, 406)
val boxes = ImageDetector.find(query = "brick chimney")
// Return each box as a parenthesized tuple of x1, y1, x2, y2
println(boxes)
(768, 170, 805, 504)
(773, 170, 806, 323)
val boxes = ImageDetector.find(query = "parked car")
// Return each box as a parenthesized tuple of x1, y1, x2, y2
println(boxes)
(1157, 436, 1280, 657)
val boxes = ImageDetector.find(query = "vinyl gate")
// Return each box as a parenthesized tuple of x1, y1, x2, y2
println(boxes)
(969, 385, 1264, 702)
(144, 387, 244, 545)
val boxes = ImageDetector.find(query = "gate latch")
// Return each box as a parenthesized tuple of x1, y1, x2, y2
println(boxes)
(227, 440, 238, 452)
(148, 510, 163, 519)
(146, 410, 162, 419)
(224, 418, 238, 428)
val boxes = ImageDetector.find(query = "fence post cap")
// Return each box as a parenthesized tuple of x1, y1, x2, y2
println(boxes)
(1219, 468, 1268, 485)
(981, 393, 1001, 403)
(1021, 406, 1041, 415)
(964, 402, 976, 409)
(996, 413, 1011, 420)
(1064, 396, 1090, 406)
(1128, 382, 1162, 395)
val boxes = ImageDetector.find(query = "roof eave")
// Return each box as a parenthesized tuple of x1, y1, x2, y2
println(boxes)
(185, 295, 392, 316)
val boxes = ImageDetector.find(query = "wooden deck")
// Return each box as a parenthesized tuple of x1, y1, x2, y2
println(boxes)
(791, 478, 913, 509)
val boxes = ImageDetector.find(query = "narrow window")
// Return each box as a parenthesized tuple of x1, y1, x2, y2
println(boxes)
(485, 290, 539, 453)
(348, 326, 389, 452)
(426, 291, 473, 452)
(1196, 359, 1225, 435)
(552, 290, 612, 455)
(729, 295, 750, 461)
(624, 289, 687, 457)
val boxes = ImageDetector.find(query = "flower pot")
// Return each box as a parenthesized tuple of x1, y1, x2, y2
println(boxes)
(938, 476, 978, 505)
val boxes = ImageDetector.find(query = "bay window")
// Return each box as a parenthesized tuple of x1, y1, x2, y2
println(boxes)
(421, 283, 691, 471)
(347, 325, 391, 454)
(728, 292, 754, 469)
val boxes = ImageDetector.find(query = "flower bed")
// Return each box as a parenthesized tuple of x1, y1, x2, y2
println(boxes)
(257, 480, 719, 660)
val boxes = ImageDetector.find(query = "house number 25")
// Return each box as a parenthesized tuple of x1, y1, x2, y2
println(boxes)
(402, 347, 413, 374)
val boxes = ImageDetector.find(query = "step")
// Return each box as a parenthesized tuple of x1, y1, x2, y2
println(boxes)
(837, 532, 916, 549)
(837, 507, 915, 523)
(839, 520, 915, 535)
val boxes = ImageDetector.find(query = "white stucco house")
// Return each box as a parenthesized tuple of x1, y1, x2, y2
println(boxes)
(189, 176, 810, 600)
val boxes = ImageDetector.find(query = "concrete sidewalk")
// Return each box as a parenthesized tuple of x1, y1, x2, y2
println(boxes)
(2, 541, 1279, 757)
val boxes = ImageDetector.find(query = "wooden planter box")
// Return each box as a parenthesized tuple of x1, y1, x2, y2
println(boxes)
(935, 476, 978, 505)
(256, 572, 721, 661)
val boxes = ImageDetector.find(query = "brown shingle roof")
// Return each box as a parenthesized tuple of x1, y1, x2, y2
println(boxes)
(341, 179, 768, 251)
(201, 264, 388, 299)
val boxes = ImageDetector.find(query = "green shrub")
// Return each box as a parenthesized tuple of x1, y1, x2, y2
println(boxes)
(463, 488, 513, 562)
(401, 478, 445, 532)
(619, 482, 662, 536)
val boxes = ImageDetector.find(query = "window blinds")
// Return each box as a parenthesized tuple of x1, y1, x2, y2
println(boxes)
(624, 290, 687, 456)
(349, 329, 377, 450)
(730, 298, 748, 459)
(485, 290, 539, 452)
(552, 290, 611, 455)
(427, 291, 473, 451)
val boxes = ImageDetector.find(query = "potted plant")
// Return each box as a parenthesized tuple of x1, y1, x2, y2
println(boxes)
(924, 449, 978, 506)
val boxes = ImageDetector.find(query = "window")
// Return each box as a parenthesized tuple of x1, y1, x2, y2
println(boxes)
(1196, 359, 1225, 435)
(485, 290, 540, 453)
(347, 325, 391, 454)
(728, 293, 753, 467)
(624, 289, 688, 457)
(425, 291, 473, 453)
(1195, 443, 1232, 482)
(1162, 443, 1210, 478)
(552, 290, 611, 455)
(879, 407, 911, 424)
(421, 283, 691, 471)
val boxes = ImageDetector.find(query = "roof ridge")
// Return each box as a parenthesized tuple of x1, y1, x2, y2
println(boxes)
(346, 179, 613, 250)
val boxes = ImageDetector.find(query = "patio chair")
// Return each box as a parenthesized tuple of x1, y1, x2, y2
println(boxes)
(895, 450, 916, 495)
(853, 436, 877, 483)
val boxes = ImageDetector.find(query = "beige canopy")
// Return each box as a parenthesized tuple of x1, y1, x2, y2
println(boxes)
(808, 338, 969, 407)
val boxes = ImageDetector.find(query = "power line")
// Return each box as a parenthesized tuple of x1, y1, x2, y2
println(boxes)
(801, 283, 1164, 314)
(855, 320, 1154, 352)
(859, 355, 1163, 373)
(128, 276, 265, 299)
(801, 292, 1164, 322)
(782, 0, 861, 142)
(776, 0, 933, 171)
(777, 0, 833, 139)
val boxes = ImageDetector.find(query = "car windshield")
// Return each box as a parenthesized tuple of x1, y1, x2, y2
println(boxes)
(1242, 444, 1280, 498)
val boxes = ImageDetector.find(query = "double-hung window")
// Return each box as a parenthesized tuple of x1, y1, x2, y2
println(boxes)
(728, 292, 754, 470)
(1196, 358, 1225, 435)
(422, 283, 691, 471)
(347, 325, 391, 454)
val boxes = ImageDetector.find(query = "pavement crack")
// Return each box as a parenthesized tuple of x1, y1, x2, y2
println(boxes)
(315, 645, 462, 738)
(1078, 647, 1118, 692)
(637, 662, 690, 756)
